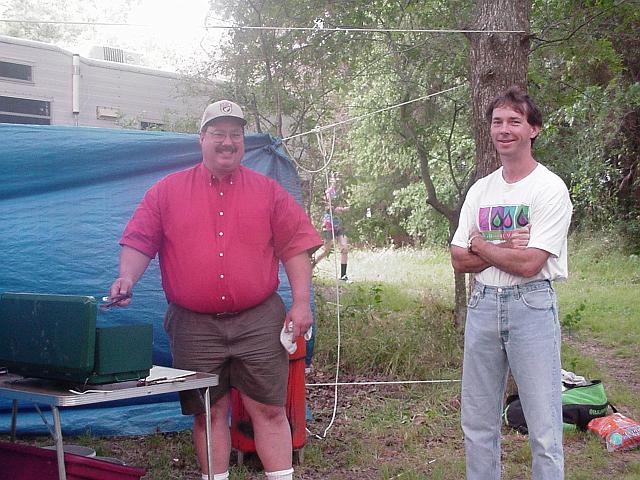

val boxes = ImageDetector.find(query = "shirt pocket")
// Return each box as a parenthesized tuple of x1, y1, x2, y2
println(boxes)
(237, 213, 272, 246)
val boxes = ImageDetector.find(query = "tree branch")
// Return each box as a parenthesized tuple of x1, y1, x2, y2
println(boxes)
(530, 0, 629, 52)
(399, 101, 455, 220)
(445, 102, 464, 194)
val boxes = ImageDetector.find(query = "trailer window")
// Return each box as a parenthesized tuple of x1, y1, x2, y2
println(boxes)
(0, 96, 50, 124)
(0, 61, 33, 82)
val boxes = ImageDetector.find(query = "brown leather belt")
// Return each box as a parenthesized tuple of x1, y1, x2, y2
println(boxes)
(211, 311, 241, 318)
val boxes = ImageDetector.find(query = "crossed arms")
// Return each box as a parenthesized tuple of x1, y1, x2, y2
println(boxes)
(450, 226, 551, 278)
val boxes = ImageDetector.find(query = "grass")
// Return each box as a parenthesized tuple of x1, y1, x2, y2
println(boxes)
(3, 236, 639, 478)
(555, 234, 640, 350)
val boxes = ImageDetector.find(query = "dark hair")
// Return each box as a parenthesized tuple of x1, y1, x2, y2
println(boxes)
(485, 86, 543, 130)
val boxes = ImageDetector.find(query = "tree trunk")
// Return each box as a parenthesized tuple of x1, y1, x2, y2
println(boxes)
(454, 0, 532, 329)
(465, 0, 532, 395)
(453, 271, 468, 329)
(468, 0, 531, 180)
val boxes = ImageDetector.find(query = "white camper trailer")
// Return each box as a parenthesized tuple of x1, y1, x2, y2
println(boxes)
(0, 34, 212, 130)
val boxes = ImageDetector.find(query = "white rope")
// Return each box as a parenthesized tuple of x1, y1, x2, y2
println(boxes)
(205, 25, 526, 34)
(308, 379, 460, 387)
(282, 85, 463, 142)
(0, 18, 525, 34)
(285, 128, 337, 174)
(316, 129, 336, 169)
(308, 145, 343, 440)
(313, 128, 337, 173)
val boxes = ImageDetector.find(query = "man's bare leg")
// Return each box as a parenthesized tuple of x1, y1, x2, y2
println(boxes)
(240, 392, 292, 472)
(312, 239, 333, 266)
(338, 235, 348, 264)
(193, 393, 231, 476)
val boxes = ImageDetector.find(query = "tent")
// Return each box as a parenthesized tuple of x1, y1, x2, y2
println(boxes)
(0, 123, 315, 435)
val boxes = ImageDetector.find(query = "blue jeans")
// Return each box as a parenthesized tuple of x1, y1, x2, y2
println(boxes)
(461, 280, 564, 480)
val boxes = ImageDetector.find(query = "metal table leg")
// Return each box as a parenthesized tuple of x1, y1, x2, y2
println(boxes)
(10, 400, 17, 442)
(51, 406, 67, 480)
(204, 387, 213, 478)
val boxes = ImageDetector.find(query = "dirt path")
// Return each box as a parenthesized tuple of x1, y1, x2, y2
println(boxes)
(564, 334, 640, 411)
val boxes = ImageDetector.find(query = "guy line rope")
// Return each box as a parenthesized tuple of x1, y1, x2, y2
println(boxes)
(0, 18, 525, 35)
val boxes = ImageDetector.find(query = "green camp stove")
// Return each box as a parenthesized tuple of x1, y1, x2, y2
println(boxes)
(0, 293, 152, 385)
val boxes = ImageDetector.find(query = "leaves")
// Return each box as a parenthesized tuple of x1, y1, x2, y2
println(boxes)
(3, 0, 638, 249)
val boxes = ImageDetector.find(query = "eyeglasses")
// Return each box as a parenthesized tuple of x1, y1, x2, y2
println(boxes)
(205, 130, 244, 143)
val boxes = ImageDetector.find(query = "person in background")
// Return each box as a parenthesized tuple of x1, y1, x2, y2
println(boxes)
(450, 87, 572, 479)
(312, 174, 350, 281)
(108, 100, 322, 480)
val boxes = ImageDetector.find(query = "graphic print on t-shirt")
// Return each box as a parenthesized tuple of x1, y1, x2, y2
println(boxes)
(478, 204, 529, 241)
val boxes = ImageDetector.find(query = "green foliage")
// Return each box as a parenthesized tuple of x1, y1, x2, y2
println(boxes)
(555, 233, 640, 350)
(561, 302, 585, 332)
(530, 0, 640, 249)
(338, 54, 472, 246)
(388, 182, 450, 246)
(538, 84, 640, 242)
(6, 0, 640, 247)
(314, 279, 461, 379)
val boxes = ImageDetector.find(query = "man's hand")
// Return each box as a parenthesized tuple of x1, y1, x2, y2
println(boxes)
(469, 224, 531, 253)
(107, 277, 134, 307)
(453, 224, 533, 274)
(282, 251, 314, 337)
(468, 223, 549, 278)
(285, 301, 313, 338)
(106, 246, 153, 308)
(501, 224, 531, 249)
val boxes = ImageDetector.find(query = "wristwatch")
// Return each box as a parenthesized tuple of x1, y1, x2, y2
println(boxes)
(467, 234, 481, 254)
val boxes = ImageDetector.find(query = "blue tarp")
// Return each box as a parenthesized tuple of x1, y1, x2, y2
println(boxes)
(0, 124, 314, 435)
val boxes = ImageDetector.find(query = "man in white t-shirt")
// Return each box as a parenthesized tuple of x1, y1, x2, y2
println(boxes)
(451, 87, 572, 479)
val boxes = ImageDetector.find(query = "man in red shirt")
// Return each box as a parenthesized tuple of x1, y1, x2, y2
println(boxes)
(108, 100, 322, 480)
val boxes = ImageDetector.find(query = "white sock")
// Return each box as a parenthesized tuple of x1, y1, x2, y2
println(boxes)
(202, 472, 229, 480)
(265, 467, 294, 479)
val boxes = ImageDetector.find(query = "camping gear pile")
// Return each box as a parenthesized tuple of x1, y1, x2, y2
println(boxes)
(503, 369, 640, 453)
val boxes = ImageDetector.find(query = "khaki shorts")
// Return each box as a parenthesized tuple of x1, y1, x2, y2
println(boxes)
(163, 293, 288, 415)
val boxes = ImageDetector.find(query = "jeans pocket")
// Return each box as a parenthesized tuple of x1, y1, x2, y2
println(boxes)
(521, 289, 554, 311)
(467, 291, 481, 309)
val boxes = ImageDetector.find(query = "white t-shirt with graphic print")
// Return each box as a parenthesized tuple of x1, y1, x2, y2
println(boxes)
(451, 163, 572, 287)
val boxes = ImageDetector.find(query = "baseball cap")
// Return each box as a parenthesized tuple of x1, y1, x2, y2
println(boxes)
(200, 100, 247, 131)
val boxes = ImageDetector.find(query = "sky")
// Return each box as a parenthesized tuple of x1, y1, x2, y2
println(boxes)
(76, 0, 218, 72)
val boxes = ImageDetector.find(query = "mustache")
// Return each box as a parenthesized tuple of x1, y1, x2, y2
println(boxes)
(215, 145, 238, 154)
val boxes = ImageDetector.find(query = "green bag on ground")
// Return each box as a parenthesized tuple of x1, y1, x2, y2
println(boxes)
(503, 380, 613, 433)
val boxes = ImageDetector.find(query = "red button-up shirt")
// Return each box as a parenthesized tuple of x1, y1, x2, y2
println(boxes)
(121, 163, 322, 313)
